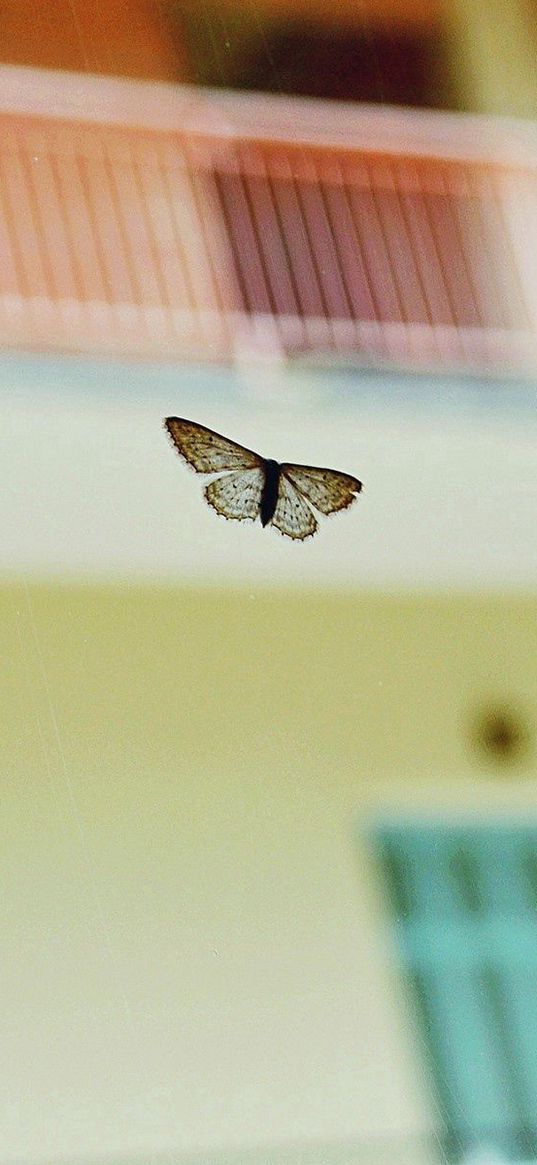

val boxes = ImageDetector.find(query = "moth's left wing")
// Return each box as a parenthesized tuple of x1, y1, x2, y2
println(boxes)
(281, 463, 362, 515)
(165, 418, 262, 473)
(204, 468, 264, 522)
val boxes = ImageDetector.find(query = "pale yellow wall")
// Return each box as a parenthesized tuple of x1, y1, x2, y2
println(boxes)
(3, 582, 537, 1163)
(444, 0, 537, 118)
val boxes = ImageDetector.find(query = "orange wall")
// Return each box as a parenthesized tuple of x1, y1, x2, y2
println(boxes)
(0, 0, 188, 80)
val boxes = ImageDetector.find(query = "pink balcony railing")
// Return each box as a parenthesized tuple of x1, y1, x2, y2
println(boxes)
(1, 65, 537, 373)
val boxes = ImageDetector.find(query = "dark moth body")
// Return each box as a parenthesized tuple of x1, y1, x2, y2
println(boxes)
(260, 459, 281, 527)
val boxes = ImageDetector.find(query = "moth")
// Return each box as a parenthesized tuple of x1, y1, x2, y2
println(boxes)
(164, 417, 362, 541)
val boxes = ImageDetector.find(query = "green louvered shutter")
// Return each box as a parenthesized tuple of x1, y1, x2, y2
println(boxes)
(375, 824, 537, 1163)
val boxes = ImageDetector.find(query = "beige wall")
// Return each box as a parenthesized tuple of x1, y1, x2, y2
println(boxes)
(3, 582, 537, 1162)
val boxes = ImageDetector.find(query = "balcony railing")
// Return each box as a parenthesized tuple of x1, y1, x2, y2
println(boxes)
(2, 65, 537, 374)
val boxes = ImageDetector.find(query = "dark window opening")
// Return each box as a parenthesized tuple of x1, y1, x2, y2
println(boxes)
(179, 14, 455, 109)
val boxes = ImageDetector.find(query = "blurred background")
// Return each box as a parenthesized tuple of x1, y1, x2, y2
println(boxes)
(1, 2, 537, 1163)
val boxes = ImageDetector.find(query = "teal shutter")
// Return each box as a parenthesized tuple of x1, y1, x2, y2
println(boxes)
(375, 824, 537, 1163)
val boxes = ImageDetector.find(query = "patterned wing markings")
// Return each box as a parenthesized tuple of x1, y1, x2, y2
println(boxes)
(281, 464, 362, 515)
(271, 473, 318, 541)
(204, 468, 265, 523)
(165, 418, 261, 473)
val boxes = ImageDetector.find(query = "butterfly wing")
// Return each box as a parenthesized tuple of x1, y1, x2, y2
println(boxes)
(165, 418, 262, 473)
(271, 473, 317, 541)
(281, 463, 362, 515)
(204, 468, 265, 523)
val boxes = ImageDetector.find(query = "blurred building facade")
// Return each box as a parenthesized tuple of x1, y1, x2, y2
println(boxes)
(4, 581, 536, 1165)
(1, 4, 537, 1165)
(3, 0, 537, 117)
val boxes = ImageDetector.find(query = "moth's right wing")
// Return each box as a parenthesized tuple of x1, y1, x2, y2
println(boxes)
(165, 418, 262, 473)
(204, 468, 265, 523)
(271, 474, 317, 541)
(281, 463, 362, 515)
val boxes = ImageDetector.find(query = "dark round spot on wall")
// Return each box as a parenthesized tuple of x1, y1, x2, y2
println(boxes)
(469, 704, 531, 767)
